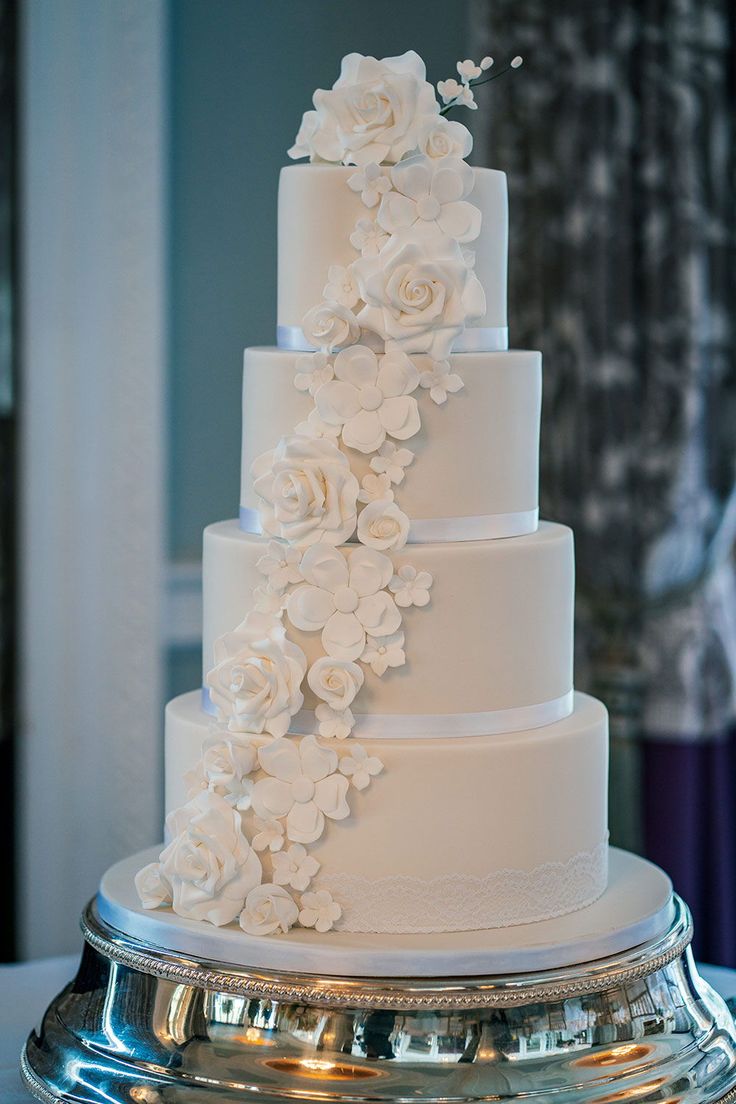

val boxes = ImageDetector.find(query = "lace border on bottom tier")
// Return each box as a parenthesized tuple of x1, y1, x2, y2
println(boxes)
(316, 838, 609, 934)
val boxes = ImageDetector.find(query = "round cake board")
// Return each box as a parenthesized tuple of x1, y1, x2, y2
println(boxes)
(99, 845, 673, 979)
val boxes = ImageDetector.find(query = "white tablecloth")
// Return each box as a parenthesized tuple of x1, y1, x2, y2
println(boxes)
(2, 955, 736, 1103)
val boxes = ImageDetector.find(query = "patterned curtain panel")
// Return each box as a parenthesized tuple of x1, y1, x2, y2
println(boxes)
(469, 0, 736, 961)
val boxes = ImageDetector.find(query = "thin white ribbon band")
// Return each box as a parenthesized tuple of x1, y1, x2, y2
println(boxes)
(239, 506, 538, 544)
(276, 325, 509, 354)
(201, 688, 574, 739)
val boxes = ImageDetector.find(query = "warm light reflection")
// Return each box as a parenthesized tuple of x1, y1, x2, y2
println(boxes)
(591, 1076, 668, 1103)
(264, 1056, 380, 1081)
(232, 1027, 277, 1046)
(574, 1044, 655, 1068)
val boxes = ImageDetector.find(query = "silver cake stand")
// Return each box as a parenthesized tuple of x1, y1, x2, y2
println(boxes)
(21, 847, 736, 1104)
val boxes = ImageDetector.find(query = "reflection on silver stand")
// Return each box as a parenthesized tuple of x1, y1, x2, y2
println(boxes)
(21, 894, 736, 1104)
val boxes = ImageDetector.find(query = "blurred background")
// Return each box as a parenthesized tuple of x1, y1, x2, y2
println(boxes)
(1, 0, 734, 963)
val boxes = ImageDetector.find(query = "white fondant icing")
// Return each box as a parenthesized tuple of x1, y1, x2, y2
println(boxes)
(240, 348, 541, 523)
(202, 521, 574, 716)
(162, 691, 609, 933)
(278, 167, 507, 336)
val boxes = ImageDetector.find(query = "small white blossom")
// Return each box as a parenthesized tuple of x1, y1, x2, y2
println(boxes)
(358, 472, 394, 504)
(339, 744, 384, 791)
(349, 217, 390, 256)
(316, 703, 355, 740)
(437, 78, 464, 104)
(323, 265, 360, 310)
(457, 59, 482, 82)
(480, 56, 494, 70)
(294, 352, 334, 396)
(253, 584, 287, 617)
(298, 889, 342, 933)
(455, 85, 477, 109)
(347, 162, 391, 208)
(295, 408, 342, 440)
(511, 55, 524, 69)
(361, 630, 406, 677)
(369, 441, 414, 485)
(256, 541, 303, 593)
(389, 565, 434, 608)
(419, 360, 464, 404)
(271, 843, 320, 892)
(252, 816, 285, 853)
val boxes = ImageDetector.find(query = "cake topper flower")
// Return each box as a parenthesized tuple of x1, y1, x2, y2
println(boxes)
(437, 55, 523, 115)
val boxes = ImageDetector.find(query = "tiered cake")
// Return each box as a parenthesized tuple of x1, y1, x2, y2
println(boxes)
(137, 50, 609, 939)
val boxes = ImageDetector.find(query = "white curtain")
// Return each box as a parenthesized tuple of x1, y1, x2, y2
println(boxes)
(19, 0, 167, 957)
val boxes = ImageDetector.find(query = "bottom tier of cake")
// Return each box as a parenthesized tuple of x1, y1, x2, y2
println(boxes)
(164, 690, 609, 934)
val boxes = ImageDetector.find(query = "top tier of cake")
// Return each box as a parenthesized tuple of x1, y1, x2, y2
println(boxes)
(278, 165, 509, 349)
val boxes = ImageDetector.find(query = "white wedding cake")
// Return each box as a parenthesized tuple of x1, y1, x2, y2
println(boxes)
(136, 50, 609, 939)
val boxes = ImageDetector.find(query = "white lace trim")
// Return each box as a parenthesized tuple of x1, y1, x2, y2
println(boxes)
(316, 838, 609, 934)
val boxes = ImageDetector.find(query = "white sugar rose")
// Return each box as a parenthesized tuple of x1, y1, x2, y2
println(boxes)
(252, 436, 359, 547)
(185, 728, 258, 810)
(240, 883, 299, 936)
(288, 51, 440, 166)
(157, 791, 262, 927)
(307, 656, 364, 711)
(354, 232, 486, 360)
(302, 300, 360, 352)
(135, 862, 172, 910)
(416, 115, 473, 160)
(205, 611, 307, 738)
(358, 498, 410, 551)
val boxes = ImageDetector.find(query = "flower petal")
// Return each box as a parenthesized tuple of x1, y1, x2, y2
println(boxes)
(287, 584, 335, 632)
(341, 409, 385, 454)
(431, 159, 474, 203)
(333, 345, 378, 389)
(376, 353, 419, 398)
(348, 546, 394, 595)
(258, 738, 301, 783)
(298, 543, 349, 590)
(299, 733, 338, 783)
(314, 774, 351, 821)
(322, 611, 365, 661)
(437, 200, 482, 243)
(390, 156, 432, 201)
(356, 591, 402, 636)
(251, 777, 293, 820)
(379, 395, 421, 439)
(286, 802, 325, 844)
(376, 191, 417, 234)
(314, 380, 361, 426)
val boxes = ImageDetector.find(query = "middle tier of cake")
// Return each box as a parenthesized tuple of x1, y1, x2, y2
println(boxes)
(241, 347, 542, 525)
(203, 519, 574, 718)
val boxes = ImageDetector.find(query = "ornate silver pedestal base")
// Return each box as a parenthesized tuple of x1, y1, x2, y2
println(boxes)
(21, 893, 736, 1104)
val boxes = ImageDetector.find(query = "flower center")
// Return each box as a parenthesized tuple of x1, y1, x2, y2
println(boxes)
(334, 585, 359, 613)
(416, 195, 441, 220)
(292, 776, 315, 803)
(359, 385, 383, 411)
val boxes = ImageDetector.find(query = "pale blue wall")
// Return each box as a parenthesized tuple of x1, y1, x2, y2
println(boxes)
(168, 0, 469, 560)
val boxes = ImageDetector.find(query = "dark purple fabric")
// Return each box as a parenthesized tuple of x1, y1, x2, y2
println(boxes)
(644, 730, 736, 966)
